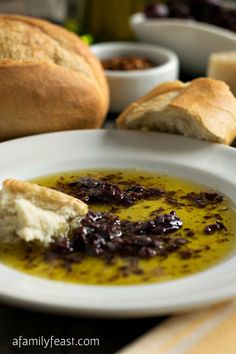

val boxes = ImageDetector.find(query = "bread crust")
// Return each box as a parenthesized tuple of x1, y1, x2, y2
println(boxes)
(116, 78, 236, 144)
(170, 78, 236, 144)
(0, 15, 109, 139)
(0, 60, 105, 139)
(2, 179, 88, 215)
(0, 14, 108, 99)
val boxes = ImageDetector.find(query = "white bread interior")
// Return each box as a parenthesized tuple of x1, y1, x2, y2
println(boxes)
(117, 78, 236, 145)
(0, 179, 88, 245)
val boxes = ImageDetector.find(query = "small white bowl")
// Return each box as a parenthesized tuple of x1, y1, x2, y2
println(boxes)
(130, 13, 236, 75)
(91, 42, 179, 112)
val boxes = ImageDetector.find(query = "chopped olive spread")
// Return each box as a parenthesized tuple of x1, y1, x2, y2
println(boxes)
(64, 177, 164, 206)
(51, 210, 184, 260)
(46, 176, 227, 264)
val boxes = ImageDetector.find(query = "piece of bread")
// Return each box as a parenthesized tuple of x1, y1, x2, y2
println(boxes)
(116, 78, 236, 145)
(0, 179, 88, 245)
(207, 51, 236, 96)
(0, 14, 109, 140)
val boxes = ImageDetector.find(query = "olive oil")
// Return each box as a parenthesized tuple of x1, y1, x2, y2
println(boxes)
(0, 169, 235, 286)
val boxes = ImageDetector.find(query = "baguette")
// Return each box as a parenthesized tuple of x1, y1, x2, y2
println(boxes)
(117, 78, 236, 145)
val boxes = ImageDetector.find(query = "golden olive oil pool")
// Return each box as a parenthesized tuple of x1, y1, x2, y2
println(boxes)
(0, 169, 236, 286)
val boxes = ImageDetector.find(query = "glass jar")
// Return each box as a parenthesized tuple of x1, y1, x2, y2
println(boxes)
(82, 0, 150, 41)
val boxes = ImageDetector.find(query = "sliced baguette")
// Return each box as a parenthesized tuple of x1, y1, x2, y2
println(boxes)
(116, 78, 236, 145)
(0, 179, 88, 245)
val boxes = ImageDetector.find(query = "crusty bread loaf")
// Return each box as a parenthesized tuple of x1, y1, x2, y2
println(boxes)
(0, 179, 88, 245)
(117, 78, 236, 145)
(0, 15, 109, 140)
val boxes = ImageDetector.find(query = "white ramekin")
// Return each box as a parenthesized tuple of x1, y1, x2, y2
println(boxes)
(91, 42, 179, 112)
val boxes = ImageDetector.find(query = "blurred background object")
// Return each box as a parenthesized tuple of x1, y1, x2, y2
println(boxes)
(207, 51, 236, 95)
(0, 1, 235, 41)
(0, 0, 146, 40)
(82, 0, 236, 41)
(144, 0, 236, 33)
(82, 0, 149, 41)
(0, 0, 67, 23)
(0, 0, 93, 43)
(65, 0, 94, 44)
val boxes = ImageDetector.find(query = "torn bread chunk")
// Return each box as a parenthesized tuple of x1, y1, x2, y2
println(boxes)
(0, 179, 88, 245)
(116, 78, 236, 145)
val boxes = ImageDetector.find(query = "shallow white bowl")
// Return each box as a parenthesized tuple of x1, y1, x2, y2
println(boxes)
(130, 13, 236, 75)
(0, 130, 236, 317)
(91, 42, 179, 112)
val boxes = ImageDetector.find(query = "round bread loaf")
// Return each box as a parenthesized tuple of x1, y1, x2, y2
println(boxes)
(0, 15, 109, 140)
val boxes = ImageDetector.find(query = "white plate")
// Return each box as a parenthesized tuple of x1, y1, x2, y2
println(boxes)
(130, 13, 236, 75)
(1, 129, 236, 317)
